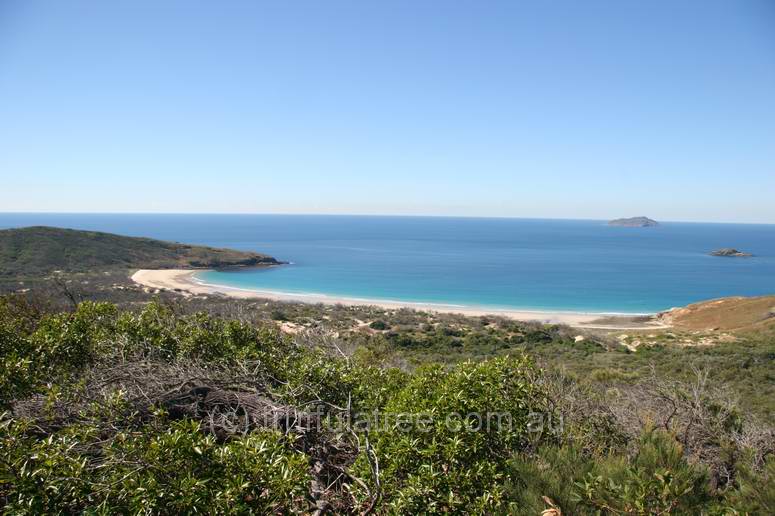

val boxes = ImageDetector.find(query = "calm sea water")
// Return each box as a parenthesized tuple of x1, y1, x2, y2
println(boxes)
(2, 213, 775, 313)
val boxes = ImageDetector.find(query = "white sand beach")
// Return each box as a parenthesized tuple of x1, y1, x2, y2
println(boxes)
(131, 269, 667, 329)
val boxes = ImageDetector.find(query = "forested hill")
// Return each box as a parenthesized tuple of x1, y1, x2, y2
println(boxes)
(0, 226, 282, 276)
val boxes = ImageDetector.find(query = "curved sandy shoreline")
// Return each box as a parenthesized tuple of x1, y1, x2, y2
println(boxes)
(130, 269, 668, 329)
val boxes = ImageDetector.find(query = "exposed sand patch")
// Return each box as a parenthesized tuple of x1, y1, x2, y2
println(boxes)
(660, 295, 775, 331)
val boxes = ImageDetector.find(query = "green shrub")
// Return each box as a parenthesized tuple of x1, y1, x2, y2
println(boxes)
(507, 445, 596, 514)
(369, 319, 389, 330)
(0, 417, 107, 513)
(102, 420, 310, 514)
(0, 322, 34, 407)
(114, 301, 300, 368)
(573, 429, 714, 514)
(0, 302, 117, 404)
(1, 298, 773, 514)
(28, 302, 117, 373)
(0, 415, 311, 514)
(725, 455, 775, 513)
(507, 431, 718, 514)
(352, 356, 550, 513)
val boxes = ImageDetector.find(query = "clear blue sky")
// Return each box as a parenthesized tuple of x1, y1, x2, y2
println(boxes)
(1, 1, 774, 222)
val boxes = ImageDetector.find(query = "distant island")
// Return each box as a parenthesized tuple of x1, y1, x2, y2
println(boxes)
(0, 226, 283, 277)
(608, 216, 659, 227)
(710, 248, 752, 257)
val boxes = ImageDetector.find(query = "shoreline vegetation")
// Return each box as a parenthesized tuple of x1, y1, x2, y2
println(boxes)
(3, 225, 775, 512)
(3, 298, 773, 513)
(132, 269, 669, 330)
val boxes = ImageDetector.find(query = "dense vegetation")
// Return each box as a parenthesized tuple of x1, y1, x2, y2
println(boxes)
(0, 226, 280, 277)
(1, 296, 773, 514)
(0, 226, 772, 513)
(354, 318, 775, 425)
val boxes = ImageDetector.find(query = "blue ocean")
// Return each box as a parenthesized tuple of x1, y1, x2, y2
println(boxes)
(2, 213, 775, 313)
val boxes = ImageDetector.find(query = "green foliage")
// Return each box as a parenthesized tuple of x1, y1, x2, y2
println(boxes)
(348, 364, 409, 414)
(369, 319, 389, 330)
(102, 420, 310, 514)
(507, 431, 719, 515)
(367, 318, 775, 425)
(352, 356, 550, 513)
(0, 417, 97, 514)
(573, 430, 714, 514)
(507, 445, 597, 514)
(0, 298, 773, 514)
(0, 301, 117, 405)
(0, 316, 33, 407)
(29, 301, 117, 371)
(0, 416, 310, 514)
(114, 300, 291, 363)
(725, 455, 775, 513)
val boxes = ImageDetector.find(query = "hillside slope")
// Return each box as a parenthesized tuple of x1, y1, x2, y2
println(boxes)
(0, 226, 281, 277)
(661, 295, 775, 331)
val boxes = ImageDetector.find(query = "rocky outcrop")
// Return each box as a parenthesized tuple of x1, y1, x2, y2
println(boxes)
(710, 248, 752, 257)
(608, 216, 659, 227)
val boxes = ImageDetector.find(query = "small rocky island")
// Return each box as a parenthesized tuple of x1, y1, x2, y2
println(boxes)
(608, 216, 659, 227)
(710, 248, 752, 257)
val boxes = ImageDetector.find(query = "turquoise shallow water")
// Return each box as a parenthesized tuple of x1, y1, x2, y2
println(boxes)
(2, 214, 775, 313)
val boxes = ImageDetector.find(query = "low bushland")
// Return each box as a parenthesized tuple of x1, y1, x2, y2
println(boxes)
(0, 296, 772, 514)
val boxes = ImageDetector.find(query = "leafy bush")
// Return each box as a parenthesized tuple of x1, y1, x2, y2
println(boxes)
(114, 301, 291, 363)
(507, 431, 718, 514)
(507, 445, 596, 514)
(352, 356, 551, 513)
(28, 302, 117, 373)
(0, 416, 310, 514)
(726, 455, 775, 513)
(0, 298, 773, 514)
(0, 321, 33, 407)
(573, 430, 714, 514)
(102, 420, 310, 514)
(1, 301, 117, 405)
(369, 319, 389, 330)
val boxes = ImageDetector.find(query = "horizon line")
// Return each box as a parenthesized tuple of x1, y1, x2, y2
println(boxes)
(1, 211, 774, 226)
